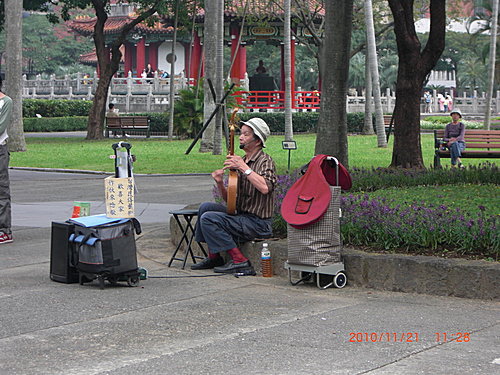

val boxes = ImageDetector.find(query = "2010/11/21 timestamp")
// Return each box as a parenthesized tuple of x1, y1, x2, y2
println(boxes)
(435, 332, 471, 342)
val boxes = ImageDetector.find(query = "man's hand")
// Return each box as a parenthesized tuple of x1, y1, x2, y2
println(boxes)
(223, 154, 248, 172)
(212, 169, 224, 183)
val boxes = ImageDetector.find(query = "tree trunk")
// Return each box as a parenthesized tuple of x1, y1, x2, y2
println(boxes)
(284, 0, 293, 142)
(201, 0, 217, 152)
(364, 0, 386, 147)
(362, 56, 375, 135)
(484, 0, 499, 130)
(4, 0, 26, 152)
(314, 0, 353, 167)
(213, 0, 224, 155)
(388, 0, 445, 169)
(168, 0, 180, 140)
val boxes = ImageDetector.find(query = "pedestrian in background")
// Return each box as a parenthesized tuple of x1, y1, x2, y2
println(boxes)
(0, 76, 13, 244)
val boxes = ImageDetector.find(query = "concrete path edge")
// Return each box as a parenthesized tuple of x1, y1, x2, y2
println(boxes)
(170, 219, 499, 301)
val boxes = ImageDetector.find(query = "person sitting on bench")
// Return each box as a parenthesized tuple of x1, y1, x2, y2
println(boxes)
(192, 118, 276, 273)
(444, 109, 466, 168)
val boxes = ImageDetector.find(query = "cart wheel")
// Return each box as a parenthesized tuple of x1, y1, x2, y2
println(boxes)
(333, 272, 347, 288)
(127, 276, 139, 287)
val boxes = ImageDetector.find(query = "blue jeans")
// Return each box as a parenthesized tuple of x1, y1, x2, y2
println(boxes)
(194, 202, 272, 254)
(450, 141, 465, 165)
(0, 144, 11, 234)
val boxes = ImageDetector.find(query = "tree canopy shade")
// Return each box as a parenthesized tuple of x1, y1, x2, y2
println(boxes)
(388, 0, 446, 169)
(50, 0, 176, 140)
(0, 0, 51, 31)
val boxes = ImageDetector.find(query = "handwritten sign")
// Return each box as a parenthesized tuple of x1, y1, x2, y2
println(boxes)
(104, 176, 135, 218)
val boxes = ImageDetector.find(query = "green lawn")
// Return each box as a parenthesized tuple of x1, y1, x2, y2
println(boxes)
(9, 133, 494, 174)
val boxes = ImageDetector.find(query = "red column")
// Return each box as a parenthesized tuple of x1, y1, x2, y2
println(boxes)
(230, 27, 240, 83)
(124, 42, 133, 76)
(189, 33, 202, 83)
(148, 42, 158, 71)
(136, 38, 146, 77)
(239, 45, 246, 80)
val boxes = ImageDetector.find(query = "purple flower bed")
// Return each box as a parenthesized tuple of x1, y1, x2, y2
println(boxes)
(212, 164, 499, 259)
(340, 194, 498, 258)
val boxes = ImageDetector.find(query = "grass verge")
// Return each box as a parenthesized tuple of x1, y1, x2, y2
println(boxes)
(11, 133, 496, 174)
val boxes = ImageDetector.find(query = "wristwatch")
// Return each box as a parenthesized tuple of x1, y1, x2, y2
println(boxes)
(244, 168, 253, 176)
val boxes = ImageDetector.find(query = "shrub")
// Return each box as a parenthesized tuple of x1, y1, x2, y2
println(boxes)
(23, 99, 92, 118)
(23, 116, 88, 132)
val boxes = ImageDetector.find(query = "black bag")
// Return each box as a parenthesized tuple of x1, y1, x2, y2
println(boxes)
(69, 217, 141, 277)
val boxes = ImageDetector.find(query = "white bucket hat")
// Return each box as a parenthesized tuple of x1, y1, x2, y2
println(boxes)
(240, 118, 270, 147)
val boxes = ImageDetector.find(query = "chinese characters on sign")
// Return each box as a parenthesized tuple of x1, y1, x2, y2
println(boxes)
(105, 176, 135, 218)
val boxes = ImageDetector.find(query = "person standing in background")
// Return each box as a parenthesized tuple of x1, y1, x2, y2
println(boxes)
(0, 76, 13, 244)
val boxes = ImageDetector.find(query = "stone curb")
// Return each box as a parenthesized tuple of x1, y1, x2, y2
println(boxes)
(170, 217, 499, 300)
(10, 166, 211, 177)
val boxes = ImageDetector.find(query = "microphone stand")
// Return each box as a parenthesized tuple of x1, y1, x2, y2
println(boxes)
(185, 80, 235, 155)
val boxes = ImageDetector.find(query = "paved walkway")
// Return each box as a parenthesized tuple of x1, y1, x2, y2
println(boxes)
(0, 169, 498, 374)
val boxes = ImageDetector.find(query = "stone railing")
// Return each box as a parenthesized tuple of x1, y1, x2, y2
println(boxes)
(21, 72, 193, 113)
(21, 73, 500, 115)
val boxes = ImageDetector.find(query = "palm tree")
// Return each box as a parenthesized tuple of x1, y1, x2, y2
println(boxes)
(484, 0, 498, 130)
(284, 0, 293, 142)
(4, 0, 25, 152)
(200, 0, 217, 152)
(364, 0, 387, 148)
(168, 0, 180, 140)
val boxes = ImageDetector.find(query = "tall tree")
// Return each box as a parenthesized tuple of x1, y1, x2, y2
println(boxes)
(284, 0, 293, 142)
(55, 0, 170, 140)
(314, 0, 353, 167)
(362, 54, 375, 135)
(212, 0, 224, 155)
(364, 0, 387, 147)
(388, 0, 445, 169)
(200, 0, 217, 152)
(484, 0, 499, 130)
(4, 0, 25, 152)
(168, 0, 180, 140)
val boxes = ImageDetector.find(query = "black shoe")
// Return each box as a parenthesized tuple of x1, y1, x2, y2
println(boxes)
(214, 260, 251, 273)
(190, 257, 224, 270)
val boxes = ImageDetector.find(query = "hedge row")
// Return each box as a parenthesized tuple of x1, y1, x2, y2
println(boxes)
(238, 112, 368, 133)
(23, 117, 88, 132)
(23, 99, 93, 118)
(24, 111, 372, 134)
(145, 112, 370, 133)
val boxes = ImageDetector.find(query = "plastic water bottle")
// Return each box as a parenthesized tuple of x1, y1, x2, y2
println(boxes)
(261, 242, 272, 277)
